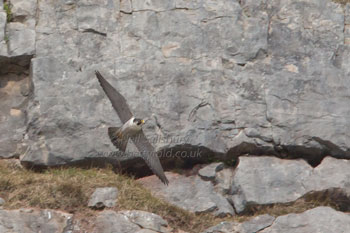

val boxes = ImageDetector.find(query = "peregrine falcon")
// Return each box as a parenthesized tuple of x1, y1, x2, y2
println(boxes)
(95, 71, 169, 185)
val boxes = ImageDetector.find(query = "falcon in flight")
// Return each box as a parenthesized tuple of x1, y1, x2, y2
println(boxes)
(95, 71, 169, 185)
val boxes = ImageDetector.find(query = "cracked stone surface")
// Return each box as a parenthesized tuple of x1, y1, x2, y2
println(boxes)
(0, 0, 36, 59)
(94, 210, 171, 233)
(202, 214, 275, 233)
(0, 8, 7, 57)
(119, 210, 171, 233)
(230, 156, 350, 212)
(0, 0, 35, 159)
(18, 0, 350, 170)
(0, 0, 347, 175)
(95, 210, 142, 233)
(88, 187, 118, 209)
(138, 172, 234, 217)
(203, 206, 350, 233)
(215, 167, 235, 196)
(0, 72, 30, 159)
(198, 162, 224, 180)
(0, 208, 73, 233)
(1, 0, 350, 232)
(7, 22, 35, 57)
(260, 206, 350, 233)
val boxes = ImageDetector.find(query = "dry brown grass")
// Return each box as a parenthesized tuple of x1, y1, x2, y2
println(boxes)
(333, 0, 350, 5)
(0, 160, 219, 232)
(0, 160, 345, 232)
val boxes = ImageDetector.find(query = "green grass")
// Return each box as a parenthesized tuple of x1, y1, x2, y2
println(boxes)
(3, 1, 12, 23)
(4, 35, 9, 43)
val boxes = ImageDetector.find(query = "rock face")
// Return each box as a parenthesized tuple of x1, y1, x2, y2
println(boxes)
(0, 0, 35, 60)
(0, 72, 29, 159)
(95, 210, 142, 233)
(4, 0, 346, 170)
(118, 210, 170, 233)
(138, 156, 350, 215)
(202, 214, 275, 233)
(0, 209, 73, 233)
(260, 207, 350, 233)
(231, 156, 350, 212)
(88, 187, 118, 209)
(231, 156, 313, 212)
(1, 0, 350, 232)
(138, 172, 234, 217)
(0, 0, 34, 160)
(198, 162, 224, 180)
(203, 207, 350, 233)
(94, 210, 171, 233)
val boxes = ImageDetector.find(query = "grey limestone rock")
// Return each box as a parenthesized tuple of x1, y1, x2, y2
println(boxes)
(0, 73, 29, 159)
(88, 187, 118, 209)
(230, 156, 350, 212)
(0, 9, 7, 57)
(260, 207, 350, 233)
(139, 172, 234, 217)
(215, 167, 235, 195)
(238, 214, 275, 233)
(0, 0, 347, 181)
(204, 207, 350, 233)
(231, 156, 313, 207)
(198, 162, 224, 180)
(94, 210, 141, 233)
(135, 229, 159, 233)
(201, 221, 239, 233)
(7, 22, 35, 57)
(94, 210, 170, 233)
(0, 209, 73, 233)
(202, 214, 275, 233)
(119, 210, 171, 233)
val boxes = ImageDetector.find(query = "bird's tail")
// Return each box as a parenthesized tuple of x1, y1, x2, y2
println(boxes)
(108, 127, 128, 152)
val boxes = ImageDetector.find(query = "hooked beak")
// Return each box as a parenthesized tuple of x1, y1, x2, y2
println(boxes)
(141, 119, 145, 124)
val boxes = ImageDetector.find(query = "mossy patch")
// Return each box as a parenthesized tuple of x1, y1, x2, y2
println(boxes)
(3, 1, 12, 23)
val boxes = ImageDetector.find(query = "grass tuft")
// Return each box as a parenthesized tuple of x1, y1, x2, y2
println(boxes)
(3, 1, 12, 23)
(0, 160, 219, 232)
(333, 0, 350, 5)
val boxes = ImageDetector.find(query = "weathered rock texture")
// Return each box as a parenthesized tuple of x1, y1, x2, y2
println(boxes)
(260, 207, 350, 233)
(198, 162, 224, 180)
(0, 72, 29, 158)
(0, 0, 35, 159)
(0, 0, 343, 170)
(139, 172, 234, 217)
(88, 187, 118, 209)
(0, 208, 73, 233)
(202, 214, 275, 233)
(1, 0, 350, 232)
(202, 206, 350, 233)
(139, 156, 350, 215)
(231, 156, 350, 212)
(94, 210, 171, 233)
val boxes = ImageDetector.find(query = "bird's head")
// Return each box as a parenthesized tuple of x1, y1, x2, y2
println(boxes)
(133, 118, 145, 126)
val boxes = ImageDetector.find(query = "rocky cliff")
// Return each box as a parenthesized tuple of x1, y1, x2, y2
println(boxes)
(1, 0, 350, 232)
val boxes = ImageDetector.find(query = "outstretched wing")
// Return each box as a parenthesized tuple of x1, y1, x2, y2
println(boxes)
(95, 71, 133, 124)
(132, 130, 169, 185)
(108, 127, 129, 152)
